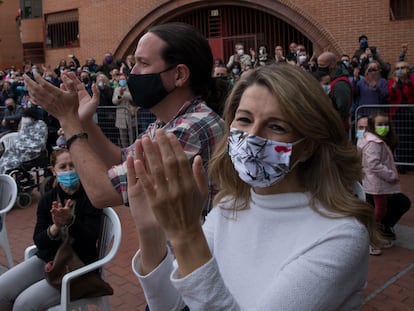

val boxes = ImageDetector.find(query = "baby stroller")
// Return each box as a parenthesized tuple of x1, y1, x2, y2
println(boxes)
(0, 132, 51, 208)
(7, 150, 51, 208)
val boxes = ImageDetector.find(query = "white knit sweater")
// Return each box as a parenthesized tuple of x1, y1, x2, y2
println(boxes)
(133, 190, 369, 311)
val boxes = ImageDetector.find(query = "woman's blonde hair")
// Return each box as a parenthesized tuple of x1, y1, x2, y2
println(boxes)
(96, 73, 111, 86)
(209, 64, 376, 241)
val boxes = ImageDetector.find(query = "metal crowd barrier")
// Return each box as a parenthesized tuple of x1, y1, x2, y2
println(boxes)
(95, 106, 156, 147)
(354, 104, 414, 167)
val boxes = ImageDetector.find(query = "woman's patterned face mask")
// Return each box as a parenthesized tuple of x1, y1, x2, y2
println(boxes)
(227, 128, 304, 188)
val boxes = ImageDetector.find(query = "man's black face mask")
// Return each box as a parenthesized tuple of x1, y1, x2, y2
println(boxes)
(127, 65, 177, 109)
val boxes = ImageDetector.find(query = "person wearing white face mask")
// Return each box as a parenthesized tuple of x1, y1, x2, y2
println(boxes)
(112, 73, 137, 148)
(127, 64, 378, 310)
(226, 42, 252, 72)
(296, 49, 315, 72)
(0, 107, 47, 174)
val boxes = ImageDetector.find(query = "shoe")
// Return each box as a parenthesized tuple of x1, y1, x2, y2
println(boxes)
(369, 245, 382, 256)
(382, 239, 394, 249)
(397, 165, 407, 174)
(380, 226, 396, 240)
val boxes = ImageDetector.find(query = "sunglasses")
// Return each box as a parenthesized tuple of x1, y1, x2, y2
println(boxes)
(395, 66, 408, 70)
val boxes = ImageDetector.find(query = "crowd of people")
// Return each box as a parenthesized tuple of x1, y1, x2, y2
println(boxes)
(212, 37, 414, 168)
(210, 35, 414, 257)
(0, 53, 156, 150)
(0, 23, 412, 309)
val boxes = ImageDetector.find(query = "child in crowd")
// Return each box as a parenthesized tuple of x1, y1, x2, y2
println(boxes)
(357, 111, 400, 255)
(355, 115, 368, 143)
(312, 70, 331, 95)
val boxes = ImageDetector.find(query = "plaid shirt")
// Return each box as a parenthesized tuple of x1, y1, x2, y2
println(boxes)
(108, 98, 225, 214)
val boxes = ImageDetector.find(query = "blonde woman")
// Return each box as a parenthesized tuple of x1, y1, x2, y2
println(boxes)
(128, 64, 377, 310)
(112, 73, 137, 148)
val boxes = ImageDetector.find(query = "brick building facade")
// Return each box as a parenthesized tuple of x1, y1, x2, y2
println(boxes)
(0, 0, 413, 70)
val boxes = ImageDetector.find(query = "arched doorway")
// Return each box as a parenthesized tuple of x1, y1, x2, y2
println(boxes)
(115, 1, 336, 61)
(171, 6, 313, 64)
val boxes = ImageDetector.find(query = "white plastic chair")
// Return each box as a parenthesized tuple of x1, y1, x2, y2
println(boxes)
(0, 174, 18, 268)
(0, 132, 18, 150)
(25, 207, 122, 311)
(353, 181, 366, 201)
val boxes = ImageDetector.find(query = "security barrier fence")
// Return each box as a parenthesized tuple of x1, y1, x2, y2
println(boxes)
(95, 106, 156, 147)
(0, 106, 156, 148)
(2, 104, 413, 170)
(354, 104, 414, 168)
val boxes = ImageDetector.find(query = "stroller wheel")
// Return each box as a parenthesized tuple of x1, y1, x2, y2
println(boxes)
(16, 193, 32, 209)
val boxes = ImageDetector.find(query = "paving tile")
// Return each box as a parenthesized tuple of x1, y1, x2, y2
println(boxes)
(1, 172, 414, 310)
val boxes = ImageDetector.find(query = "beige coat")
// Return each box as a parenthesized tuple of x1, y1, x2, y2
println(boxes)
(112, 86, 137, 129)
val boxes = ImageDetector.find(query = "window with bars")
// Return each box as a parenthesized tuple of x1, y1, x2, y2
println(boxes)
(390, 0, 414, 20)
(45, 10, 79, 49)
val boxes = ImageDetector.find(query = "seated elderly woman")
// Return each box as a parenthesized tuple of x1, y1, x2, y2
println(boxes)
(0, 107, 48, 174)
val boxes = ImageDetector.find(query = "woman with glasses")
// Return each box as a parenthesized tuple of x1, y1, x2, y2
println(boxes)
(353, 61, 388, 118)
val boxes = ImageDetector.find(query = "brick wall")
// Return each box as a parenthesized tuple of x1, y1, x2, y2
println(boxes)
(0, 0, 23, 69)
(1, 0, 412, 70)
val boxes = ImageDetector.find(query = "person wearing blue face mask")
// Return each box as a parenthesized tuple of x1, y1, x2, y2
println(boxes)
(229, 62, 242, 87)
(0, 148, 103, 310)
(112, 73, 137, 148)
(355, 116, 368, 143)
(353, 35, 369, 60)
(127, 64, 378, 310)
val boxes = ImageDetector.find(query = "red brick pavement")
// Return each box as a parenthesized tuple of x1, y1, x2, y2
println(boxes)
(1, 172, 414, 310)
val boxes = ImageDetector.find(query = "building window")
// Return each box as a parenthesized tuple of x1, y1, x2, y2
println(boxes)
(19, 0, 42, 19)
(45, 10, 79, 48)
(390, 0, 414, 20)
